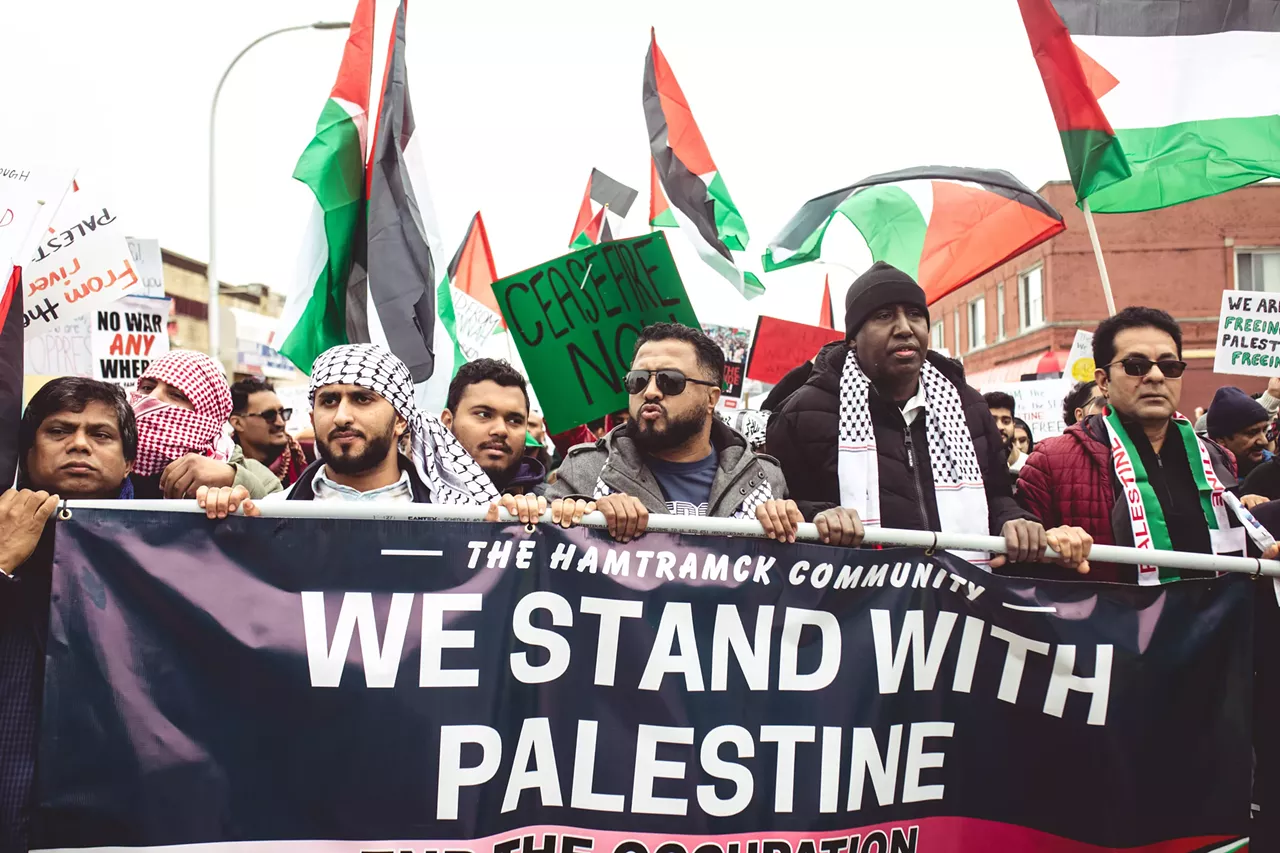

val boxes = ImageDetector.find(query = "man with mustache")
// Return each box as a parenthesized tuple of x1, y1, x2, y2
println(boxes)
(441, 359, 544, 494)
(766, 262, 1091, 571)
(541, 323, 807, 544)
(229, 376, 308, 489)
(198, 344, 499, 515)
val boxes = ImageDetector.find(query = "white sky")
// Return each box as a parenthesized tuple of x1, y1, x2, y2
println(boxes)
(1, 0, 1070, 330)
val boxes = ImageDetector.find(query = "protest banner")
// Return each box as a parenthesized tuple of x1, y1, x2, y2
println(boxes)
(0, 162, 75, 275)
(1062, 330, 1095, 384)
(745, 315, 844, 385)
(36, 508, 1250, 852)
(982, 378, 1070, 441)
(23, 184, 138, 337)
(452, 285, 503, 360)
(491, 233, 700, 432)
(23, 311, 91, 378)
(1214, 290, 1280, 377)
(91, 295, 170, 389)
(125, 236, 166, 299)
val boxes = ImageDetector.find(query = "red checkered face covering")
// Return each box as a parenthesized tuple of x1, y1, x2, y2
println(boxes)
(130, 350, 233, 476)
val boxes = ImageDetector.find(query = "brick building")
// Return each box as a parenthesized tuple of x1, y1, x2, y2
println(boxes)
(931, 181, 1280, 410)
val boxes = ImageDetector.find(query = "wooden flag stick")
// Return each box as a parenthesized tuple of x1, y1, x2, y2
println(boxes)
(1081, 198, 1117, 316)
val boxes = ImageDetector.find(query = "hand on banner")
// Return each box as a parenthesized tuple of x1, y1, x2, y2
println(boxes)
(0, 490, 60, 576)
(550, 498, 593, 529)
(596, 493, 649, 543)
(485, 494, 546, 524)
(196, 485, 260, 519)
(1241, 494, 1270, 510)
(756, 499, 803, 543)
(990, 519, 1049, 569)
(813, 507, 865, 547)
(1044, 525, 1093, 574)
(161, 455, 235, 499)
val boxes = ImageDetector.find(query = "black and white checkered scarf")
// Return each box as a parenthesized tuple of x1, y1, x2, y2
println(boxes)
(309, 344, 499, 505)
(838, 349, 990, 564)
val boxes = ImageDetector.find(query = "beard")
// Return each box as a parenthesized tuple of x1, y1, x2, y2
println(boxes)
(318, 418, 398, 475)
(632, 404, 707, 453)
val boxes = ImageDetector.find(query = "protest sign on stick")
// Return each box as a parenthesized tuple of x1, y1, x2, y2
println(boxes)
(744, 315, 844, 385)
(1213, 290, 1280, 377)
(983, 378, 1071, 441)
(491, 233, 700, 432)
(1062, 330, 1095, 384)
(0, 163, 76, 275)
(91, 296, 170, 390)
(125, 237, 166, 299)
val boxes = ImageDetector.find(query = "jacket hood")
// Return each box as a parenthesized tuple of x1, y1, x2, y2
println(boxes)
(504, 455, 546, 490)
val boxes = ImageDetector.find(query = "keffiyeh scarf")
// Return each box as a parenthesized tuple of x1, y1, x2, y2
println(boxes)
(130, 350, 233, 476)
(309, 344, 499, 505)
(838, 350, 990, 564)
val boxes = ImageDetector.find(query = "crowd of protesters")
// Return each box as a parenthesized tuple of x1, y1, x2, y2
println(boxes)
(7, 259, 1280, 848)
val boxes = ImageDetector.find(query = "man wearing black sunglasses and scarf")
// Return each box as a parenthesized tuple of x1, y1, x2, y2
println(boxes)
(229, 377, 309, 489)
(1019, 306, 1263, 583)
(542, 323, 805, 543)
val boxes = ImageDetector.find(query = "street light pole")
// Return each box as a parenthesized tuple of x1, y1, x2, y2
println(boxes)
(207, 20, 350, 365)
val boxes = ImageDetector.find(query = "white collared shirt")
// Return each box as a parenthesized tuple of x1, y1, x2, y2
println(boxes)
(898, 381, 928, 426)
(311, 467, 414, 503)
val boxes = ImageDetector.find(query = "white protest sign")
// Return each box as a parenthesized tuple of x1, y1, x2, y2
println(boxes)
(451, 286, 501, 361)
(23, 185, 138, 337)
(984, 378, 1071, 441)
(91, 295, 170, 390)
(125, 237, 165, 299)
(1213, 290, 1280, 377)
(23, 312, 92, 377)
(1062, 330, 1095, 384)
(1, 163, 76, 275)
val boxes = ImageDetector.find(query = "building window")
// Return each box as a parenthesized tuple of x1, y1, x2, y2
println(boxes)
(1019, 265, 1044, 330)
(930, 320, 944, 351)
(967, 297, 986, 352)
(1237, 250, 1280, 292)
(953, 308, 961, 354)
(996, 283, 1006, 340)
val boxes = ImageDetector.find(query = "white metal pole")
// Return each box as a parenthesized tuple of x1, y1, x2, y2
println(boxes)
(1081, 198, 1118, 316)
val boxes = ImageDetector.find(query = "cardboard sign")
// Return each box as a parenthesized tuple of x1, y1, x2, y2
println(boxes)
(450, 286, 502, 361)
(125, 237, 166, 299)
(91, 296, 170, 390)
(745, 315, 844, 385)
(1062, 330, 1095, 384)
(24, 185, 138, 337)
(1214, 290, 1280, 377)
(983, 378, 1071, 441)
(491, 233, 700, 432)
(23, 312, 92, 377)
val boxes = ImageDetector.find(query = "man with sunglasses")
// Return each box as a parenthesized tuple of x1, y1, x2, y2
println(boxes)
(1019, 306, 1256, 583)
(229, 377, 309, 489)
(541, 323, 806, 544)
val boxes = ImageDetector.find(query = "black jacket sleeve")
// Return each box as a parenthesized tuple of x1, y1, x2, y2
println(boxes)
(765, 406, 837, 521)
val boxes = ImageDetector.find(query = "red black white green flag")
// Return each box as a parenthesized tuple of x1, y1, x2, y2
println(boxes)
(1017, 0, 1280, 212)
(568, 168, 637, 247)
(764, 166, 1065, 305)
(643, 30, 763, 299)
(0, 265, 21, 488)
(569, 205, 609, 250)
(819, 275, 834, 330)
(437, 211, 503, 370)
(649, 158, 677, 229)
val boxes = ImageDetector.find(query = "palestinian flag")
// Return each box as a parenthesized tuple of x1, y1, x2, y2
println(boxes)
(819, 275, 834, 330)
(643, 30, 763, 299)
(764, 166, 1065, 305)
(649, 158, 677, 228)
(0, 266, 21, 489)
(1018, 0, 1280, 213)
(570, 205, 608, 250)
(436, 212, 503, 376)
(568, 168, 638, 247)
(276, 0, 374, 373)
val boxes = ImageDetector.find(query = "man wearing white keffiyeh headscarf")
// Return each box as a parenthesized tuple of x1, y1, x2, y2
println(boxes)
(198, 344, 499, 516)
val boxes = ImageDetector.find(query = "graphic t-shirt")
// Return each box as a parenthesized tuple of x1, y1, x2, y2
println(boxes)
(647, 449, 719, 516)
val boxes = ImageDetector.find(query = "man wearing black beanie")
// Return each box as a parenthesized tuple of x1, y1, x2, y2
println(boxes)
(766, 262, 1092, 572)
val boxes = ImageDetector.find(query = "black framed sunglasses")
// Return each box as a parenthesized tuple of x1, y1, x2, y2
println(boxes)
(1101, 357, 1188, 379)
(624, 369, 719, 396)
(245, 407, 293, 424)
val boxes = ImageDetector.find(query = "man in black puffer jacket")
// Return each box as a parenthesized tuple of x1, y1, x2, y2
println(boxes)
(766, 262, 1092, 571)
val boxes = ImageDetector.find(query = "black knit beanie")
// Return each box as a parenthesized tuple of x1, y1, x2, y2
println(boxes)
(844, 261, 929, 340)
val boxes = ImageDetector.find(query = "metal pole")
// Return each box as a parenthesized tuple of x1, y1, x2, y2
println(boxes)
(208, 21, 350, 366)
(1081, 198, 1118, 316)
(64, 500, 1280, 577)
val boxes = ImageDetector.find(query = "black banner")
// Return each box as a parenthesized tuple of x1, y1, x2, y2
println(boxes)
(35, 509, 1251, 851)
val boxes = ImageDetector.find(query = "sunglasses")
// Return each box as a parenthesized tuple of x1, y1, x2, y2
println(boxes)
(1101, 357, 1188, 379)
(244, 407, 293, 424)
(624, 369, 719, 396)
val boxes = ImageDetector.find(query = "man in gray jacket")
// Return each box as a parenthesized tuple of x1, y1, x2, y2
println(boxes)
(543, 323, 861, 545)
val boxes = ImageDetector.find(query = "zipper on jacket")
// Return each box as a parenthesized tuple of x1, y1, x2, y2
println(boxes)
(902, 423, 932, 528)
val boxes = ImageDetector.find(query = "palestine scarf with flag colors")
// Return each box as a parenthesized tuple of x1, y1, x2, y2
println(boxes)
(568, 168, 638, 247)
(643, 30, 764, 299)
(764, 166, 1065, 305)
(1018, 0, 1280, 213)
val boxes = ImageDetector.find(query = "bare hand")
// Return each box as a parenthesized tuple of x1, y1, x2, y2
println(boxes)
(485, 494, 547, 524)
(595, 493, 648, 543)
(756, 499, 803, 543)
(195, 485, 260, 518)
(1268, 376, 1280, 398)
(0, 490, 60, 575)
(989, 519, 1049, 569)
(550, 498, 593, 529)
(1044, 525, 1092, 574)
(814, 507, 865, 547)
(1241, 493, 1270, 510)
(161, 454, 235, 499)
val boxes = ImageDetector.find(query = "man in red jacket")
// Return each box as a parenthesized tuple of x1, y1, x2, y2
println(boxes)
(1018, 306, 1254, 584)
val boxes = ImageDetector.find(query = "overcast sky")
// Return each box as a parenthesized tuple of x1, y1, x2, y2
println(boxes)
(2, 0, 1070, 330)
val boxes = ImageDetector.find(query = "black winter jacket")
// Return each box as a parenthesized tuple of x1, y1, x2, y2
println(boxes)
(765, 341, 1036, 532)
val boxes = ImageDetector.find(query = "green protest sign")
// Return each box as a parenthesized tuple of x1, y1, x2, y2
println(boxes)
(491, 232, 701, 432)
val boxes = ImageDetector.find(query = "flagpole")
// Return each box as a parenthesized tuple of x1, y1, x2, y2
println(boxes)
(1081, 198, 1117, 316)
